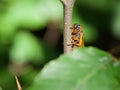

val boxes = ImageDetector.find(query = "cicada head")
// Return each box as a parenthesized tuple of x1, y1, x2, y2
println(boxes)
(72, 24, 81, 35)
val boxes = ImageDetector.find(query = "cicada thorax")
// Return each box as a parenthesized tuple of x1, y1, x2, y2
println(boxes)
(71, 24, 84, 48)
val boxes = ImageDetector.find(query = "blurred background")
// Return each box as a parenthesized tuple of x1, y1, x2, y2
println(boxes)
(0, 0, 120, 90)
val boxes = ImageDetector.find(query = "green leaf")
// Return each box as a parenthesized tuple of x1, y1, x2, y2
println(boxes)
(10, 31, 45, 64)
(28, 47, 119, 90)
(112, 60, 120, 82)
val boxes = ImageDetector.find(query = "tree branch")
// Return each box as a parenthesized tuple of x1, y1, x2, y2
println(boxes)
(60, 0, 76, 53)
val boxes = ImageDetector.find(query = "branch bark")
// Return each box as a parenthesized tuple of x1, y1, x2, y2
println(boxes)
(60, 0, 76, 53)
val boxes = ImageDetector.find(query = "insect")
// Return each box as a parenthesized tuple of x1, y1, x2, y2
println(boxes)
(70, 24, 84, 48)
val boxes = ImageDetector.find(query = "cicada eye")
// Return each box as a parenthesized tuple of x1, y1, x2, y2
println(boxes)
(74, 24, 80, 30)
(73, 24, 80, 31)
(76, 25, 80, 31)
(73, 24, 78, 29)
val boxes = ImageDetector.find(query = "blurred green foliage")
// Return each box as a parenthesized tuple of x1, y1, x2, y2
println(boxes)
(0, 0, 62, 44)
(0, 0, 120, 90)
(112, 3, 120, 39)
(10, 31, 45, 64)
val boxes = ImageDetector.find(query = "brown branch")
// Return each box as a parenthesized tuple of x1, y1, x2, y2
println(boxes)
(15, 76, 22, 90)
(60, 0, 76, 53)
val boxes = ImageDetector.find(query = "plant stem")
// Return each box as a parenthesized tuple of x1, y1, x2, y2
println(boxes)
(60, 0, 76, 53)
(15, 76, 22, 90)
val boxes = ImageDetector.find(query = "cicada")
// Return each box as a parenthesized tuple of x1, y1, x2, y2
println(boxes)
(70, 24, 84, 48)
